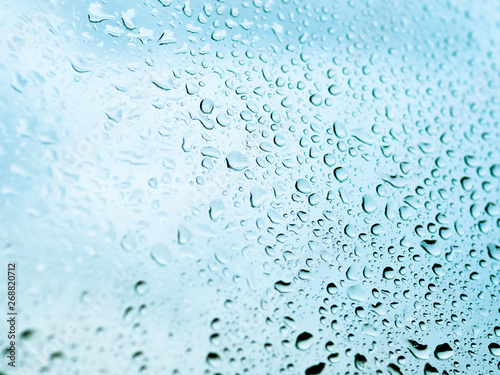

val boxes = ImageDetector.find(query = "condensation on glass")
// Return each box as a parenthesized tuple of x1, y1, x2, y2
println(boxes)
(0, 0, 499, 374)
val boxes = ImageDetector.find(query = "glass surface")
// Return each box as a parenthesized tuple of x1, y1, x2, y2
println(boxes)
(0, 0, 499, 374)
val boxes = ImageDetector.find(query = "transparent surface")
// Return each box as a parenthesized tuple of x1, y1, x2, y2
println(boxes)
(0, 0, 499, 374)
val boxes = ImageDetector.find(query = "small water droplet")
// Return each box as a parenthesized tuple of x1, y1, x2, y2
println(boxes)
(134, 281, 148, 296)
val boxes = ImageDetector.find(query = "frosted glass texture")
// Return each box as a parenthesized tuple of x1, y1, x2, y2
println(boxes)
(0, 0, 499, 374)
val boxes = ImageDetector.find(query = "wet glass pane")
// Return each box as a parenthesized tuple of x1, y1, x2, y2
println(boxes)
(0, 0, 499, 374)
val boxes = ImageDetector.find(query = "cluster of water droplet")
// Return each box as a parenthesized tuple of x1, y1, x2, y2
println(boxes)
(0, 0, 499, 374)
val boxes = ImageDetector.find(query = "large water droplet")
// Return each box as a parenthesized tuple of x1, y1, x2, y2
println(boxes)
(295, 179, 312, 194)
(150, 243, 172, 266)
(295, 332, 314, 350)
(407, 340, 430, 360)
(361, 194, 377, 213)
(334, 167, 349, 182)
(226, 151, 248, 171)
(487, 243, 500, 261)
(434, 343, 454, 360)
(346, 285, 369, 301)
(488, 343, 500, 356)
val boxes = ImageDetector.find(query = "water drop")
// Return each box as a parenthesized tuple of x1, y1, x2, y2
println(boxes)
(382, 267, 395, 280)
(309, 94, 322, 106)
(206, 352, 221, 367)
(295, 332, 314, 350)
(226, 151, 248, 171)
(150, 243, 172, 266)
(346, 285, 369, 302)
(134, 281, 148, 296)
(420, 240, 441, 257)
(334, 167, 349, 182)
(305, 362, 325, 374)
(120, 232, 137, 252)
(361, 194, 377, 213)
(274, 281, 293, 293)
(488, 343, 500, 356)
(354, 354, 367, 370)
(200, 99, 214, 114)
(406, 340, 430, 360)
(295, 179, 312, 194)
(487, 243, 500, 261)
(434, 343, 454, 360)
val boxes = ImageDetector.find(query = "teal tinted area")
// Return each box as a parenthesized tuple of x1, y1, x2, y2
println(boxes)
(0, 0, 499, 374)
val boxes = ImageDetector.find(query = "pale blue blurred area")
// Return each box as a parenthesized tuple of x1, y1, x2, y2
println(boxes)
(0, 0, 499, 374)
